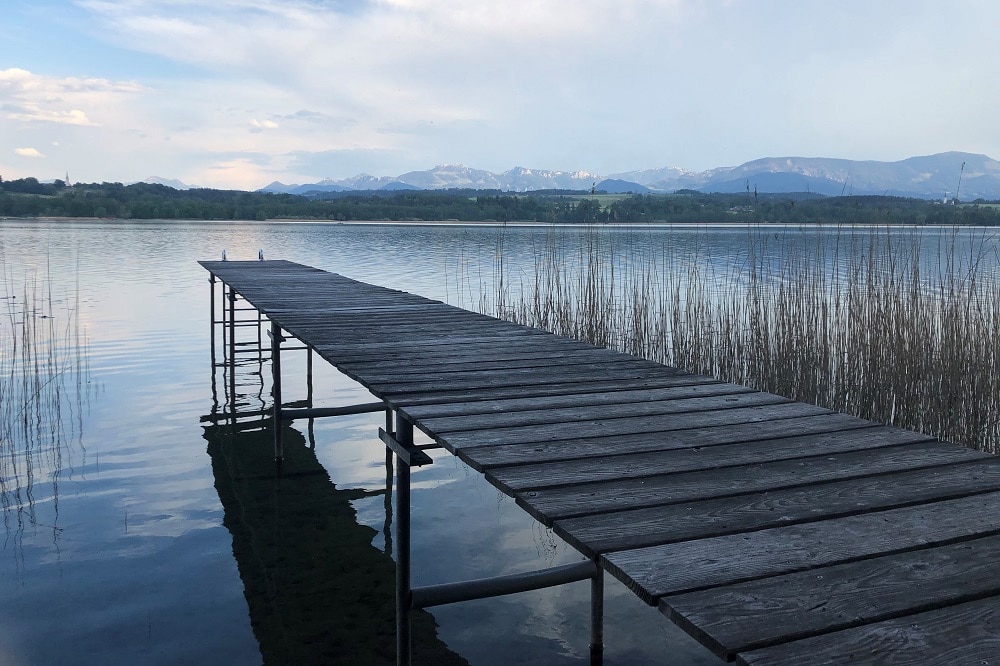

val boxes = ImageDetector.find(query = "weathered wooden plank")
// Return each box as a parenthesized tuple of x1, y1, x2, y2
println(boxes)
(295, 324, 541, 346)
(400, 383, 753, 421)
(331, 342, 604, 366)
(274, 309, 467, 324)
(737, 596, 1000, 666)
(493, 434, 962, 495)
(385, 374, 715, 408)
(556, 457, 1000, 556)
(289, 315, 529, 331)
(418, 391, 784, 435)
(516, 435, 966, 522)
(361, 358, 667, 390)
(357, 357, 661, 387)
(464, 413, 873, 468)
(441, 401, 829, 450)
(306, 334, 552, 362)
(338, 347, 624, 375)
(340, 355, 647, 382)
(601, 489, 1000, 604)
(662, 533, 1000, 660)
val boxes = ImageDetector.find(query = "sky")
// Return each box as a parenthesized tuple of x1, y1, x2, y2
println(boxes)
(2, 0, 999, 190)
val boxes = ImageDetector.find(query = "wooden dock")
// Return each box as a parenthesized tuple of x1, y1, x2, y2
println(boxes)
(201, 259, 1000, 664)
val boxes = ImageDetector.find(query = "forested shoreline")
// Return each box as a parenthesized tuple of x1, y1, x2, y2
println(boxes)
(3, 176, 1000, 225)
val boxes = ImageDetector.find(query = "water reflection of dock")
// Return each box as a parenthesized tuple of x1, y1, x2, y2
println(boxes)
(203, 422, 467, 665)
(202, 259, 1000, 666)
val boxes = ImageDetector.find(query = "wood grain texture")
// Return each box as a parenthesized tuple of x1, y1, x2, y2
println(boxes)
(419, 391, 786, 434)
(399, 382, 751, 421)
(491, 427, 943, 493)
(601, 489, 1000, 604)
(464, 413, 875, 469)
(737, 596, 1000, 665)
(440, 401, 827, 450)
(385, 374, 714, 408)
(663, 533, 1000, 660)
(512, 438, 973, 523)
(556, 457, 1000, 556)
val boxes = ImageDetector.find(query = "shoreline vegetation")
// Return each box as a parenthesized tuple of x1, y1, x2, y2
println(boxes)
(5, 177, 1000, 225)
(478, 224, 1000, 454)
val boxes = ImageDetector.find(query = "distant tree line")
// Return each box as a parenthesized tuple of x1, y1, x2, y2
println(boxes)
(2, 177, 1000, 226)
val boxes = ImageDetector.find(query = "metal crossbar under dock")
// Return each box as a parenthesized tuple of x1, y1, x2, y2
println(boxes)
(201, 259, 1000, 665)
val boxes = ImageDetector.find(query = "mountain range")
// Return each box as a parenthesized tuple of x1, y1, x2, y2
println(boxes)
(156, 152, 1000, 200)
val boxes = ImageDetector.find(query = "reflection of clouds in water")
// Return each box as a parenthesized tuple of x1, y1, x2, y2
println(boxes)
(305, 393, 717, 662)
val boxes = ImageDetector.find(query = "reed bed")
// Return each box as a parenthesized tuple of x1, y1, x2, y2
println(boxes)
(479, 224, 1000, 453)
(0, 268, 90, 556)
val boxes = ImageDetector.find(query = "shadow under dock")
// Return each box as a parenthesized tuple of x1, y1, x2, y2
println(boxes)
(203, 421, 468, 665)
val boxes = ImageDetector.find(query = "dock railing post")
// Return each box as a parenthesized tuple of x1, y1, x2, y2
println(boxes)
(271, 321, 283, 463)
(395, 411, 413, 666)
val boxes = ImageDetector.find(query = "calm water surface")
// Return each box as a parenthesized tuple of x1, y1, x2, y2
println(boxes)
(2, 219, 995, 665)
(0, 219, 730, 665)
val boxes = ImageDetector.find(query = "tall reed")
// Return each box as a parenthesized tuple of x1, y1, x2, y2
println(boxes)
(479, 224, 1000, 453)
(1, 268, 90, 558)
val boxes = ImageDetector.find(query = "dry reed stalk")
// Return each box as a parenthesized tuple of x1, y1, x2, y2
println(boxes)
(481, 223, 1000, 453)
(1, 268, 90, 555)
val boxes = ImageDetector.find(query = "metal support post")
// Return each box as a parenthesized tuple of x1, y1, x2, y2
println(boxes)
(227, 287, 236, 421)
(270, 321, 283, 463)
(384, 446, 394, 556)
(220, 283, 227, 357)
(257, 311, 263, 364)
(395, 412, 413, 666)
(209, 275, 216, 365)
(591, 566, 604, 664)
(306, 346, 314, 406)
(208, 275, 219, 414)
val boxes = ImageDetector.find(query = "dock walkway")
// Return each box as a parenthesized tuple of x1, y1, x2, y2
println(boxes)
(201, 259, 1000, 664)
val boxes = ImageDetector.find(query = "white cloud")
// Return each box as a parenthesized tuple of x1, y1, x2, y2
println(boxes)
(11, 0, 999, 189)
(249, 118, 279, 133)
(14, 148, 45, 158)
(7, 106, 94, 126)
(0, 68, 142, 127)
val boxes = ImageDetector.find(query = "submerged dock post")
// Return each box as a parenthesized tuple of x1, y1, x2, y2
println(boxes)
(395, 411, 413, 666)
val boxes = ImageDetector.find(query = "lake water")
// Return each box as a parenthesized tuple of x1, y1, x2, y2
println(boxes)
(1, 218, 732, 665)
(1, 218, 996, 665)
